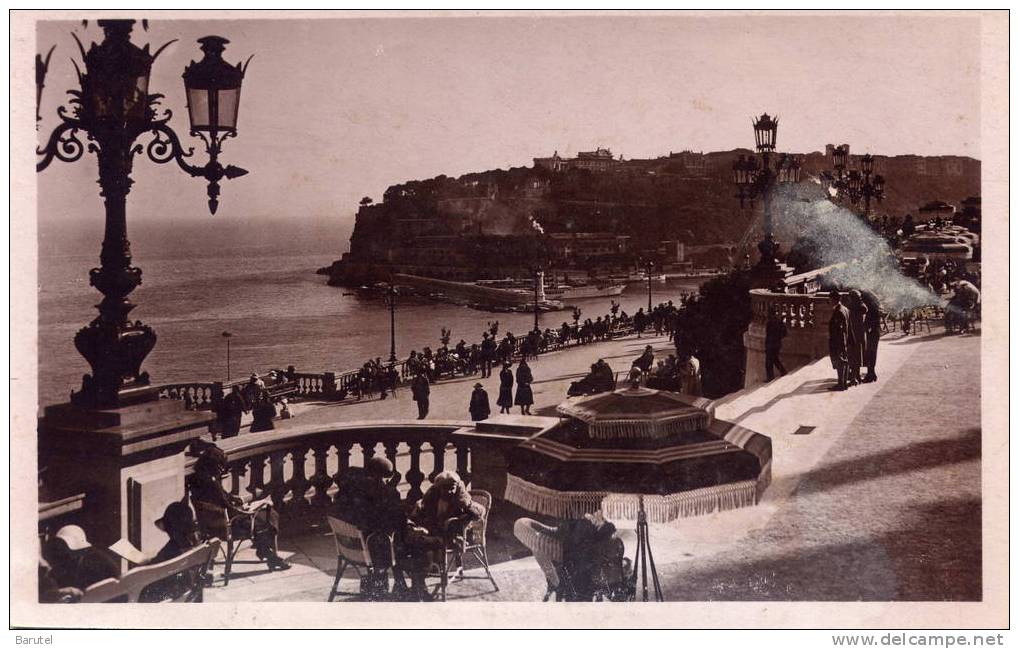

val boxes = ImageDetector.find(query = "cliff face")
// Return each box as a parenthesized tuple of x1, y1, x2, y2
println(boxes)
(330, 149, 979, 285)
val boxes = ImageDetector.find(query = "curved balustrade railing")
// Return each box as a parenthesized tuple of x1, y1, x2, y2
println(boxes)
(184, 421, 477, 514)
(744, 289, 836, 387)
(157, 382, 223, 411)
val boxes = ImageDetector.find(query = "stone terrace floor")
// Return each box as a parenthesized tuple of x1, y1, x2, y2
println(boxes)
(204, 328, 982, 602)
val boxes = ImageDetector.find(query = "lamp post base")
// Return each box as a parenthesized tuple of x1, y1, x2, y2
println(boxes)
(750, 259, 794, 290)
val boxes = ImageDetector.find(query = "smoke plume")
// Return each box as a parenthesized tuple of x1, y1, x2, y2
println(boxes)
(772, 183, 938, 311)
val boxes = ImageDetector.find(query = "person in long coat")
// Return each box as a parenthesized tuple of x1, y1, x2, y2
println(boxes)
(861, 290, 882, 382)
(217, 385, 249, 439)
(497, 362, 514, 414)
(827, 289, 852, 391)
(468, 383, 491, 421)
(515, 359, 535, 415)
(846, 290, 868, 386)
(249, 392, 276, 433)
(411, 372, 430, 420)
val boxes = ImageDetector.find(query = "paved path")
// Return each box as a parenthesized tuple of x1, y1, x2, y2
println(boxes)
(278, 333, 676, 427)
(205, 329, 982, 603)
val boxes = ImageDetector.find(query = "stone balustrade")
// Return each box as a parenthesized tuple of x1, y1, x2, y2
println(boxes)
(743, 289, 836, 387)
(157, 382, 223, 411)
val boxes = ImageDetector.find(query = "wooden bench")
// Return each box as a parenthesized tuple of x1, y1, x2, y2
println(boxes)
(80, 540, 220, 603)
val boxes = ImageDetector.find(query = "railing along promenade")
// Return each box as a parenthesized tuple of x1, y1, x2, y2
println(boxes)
(156, 319, 641, 414)
(742, 265, 844, 387)
(181, 419, 545, 519)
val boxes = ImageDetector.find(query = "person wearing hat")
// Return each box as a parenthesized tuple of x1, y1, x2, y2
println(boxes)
(411, 371, 430, 420)
(188, 445, 290, 571)
(468, 382, 491, 422)
(515, 359, 535, 415)
(828, 289, 852, 391)
(846, 290, 868, 386)
(496, 362, 514, 414)
(332, 457, 408, 599)
(139, 501, 204, 602)
(216, 385, 250, 439)
(43, 525, 120, 592)
(278, 398, 293, 420)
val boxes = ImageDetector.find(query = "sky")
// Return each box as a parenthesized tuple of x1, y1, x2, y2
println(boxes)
(35, 13, 981, 234)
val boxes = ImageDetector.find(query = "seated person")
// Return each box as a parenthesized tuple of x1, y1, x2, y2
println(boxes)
(188, 445, 290, 571)
(139, 501, 206, 602)
(409, 471, 483, 566)
(333, 457, 409, 598)
(632, 345, 655, 375)
(568, 359, 616, 397)
(556, 511, 629, 601)
(42, 525, 120, 593)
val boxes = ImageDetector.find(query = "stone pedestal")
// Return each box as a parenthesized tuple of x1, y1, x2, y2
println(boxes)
(457, 415, 558, 499)
(38, 397, 214, 554)
(750, 260, 794, 290)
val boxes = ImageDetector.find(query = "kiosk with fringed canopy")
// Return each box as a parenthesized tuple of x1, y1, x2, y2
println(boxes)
(504, 386, 772, 523)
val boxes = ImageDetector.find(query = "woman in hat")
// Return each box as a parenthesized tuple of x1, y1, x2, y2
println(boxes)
(497, 362, 514, 414)
(42, 525, 120, 592)
(515, 359, 535, 415)
(188, 446, 290, 571)
(469, 382, 491, 422)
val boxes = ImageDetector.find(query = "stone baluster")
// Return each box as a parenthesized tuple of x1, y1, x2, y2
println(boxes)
(454, 439, 471, 486)
(428, 436, 448, 483)
(267, 451, 289, 510)
(247, 456, 267, 501)
(228, 462, 244, 497)
(309, 443, 333, 507)
(383, 441, 402, 488)
(359, 440, 377, 467)
(332, 441, 353, 487)
(285, 447, 311, 512)
(405, 440, 425, 503)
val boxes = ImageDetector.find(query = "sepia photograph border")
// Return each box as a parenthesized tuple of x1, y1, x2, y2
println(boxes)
(9, 8, 1010, 630)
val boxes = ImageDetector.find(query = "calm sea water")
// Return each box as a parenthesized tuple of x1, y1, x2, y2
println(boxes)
(38, 249, 703, 408)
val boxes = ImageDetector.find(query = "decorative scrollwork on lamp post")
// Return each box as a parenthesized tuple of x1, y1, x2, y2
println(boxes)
(36, 20, 252, 410)
(824, 145, 886, 216)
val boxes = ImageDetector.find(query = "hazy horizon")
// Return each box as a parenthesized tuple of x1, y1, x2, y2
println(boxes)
(36, 13, 981, 231)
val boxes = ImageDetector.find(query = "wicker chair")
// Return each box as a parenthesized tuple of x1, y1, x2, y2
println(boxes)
(445, 489, 499, 594)
(190, 497, 273, 587)
(326, 516, 394, 601)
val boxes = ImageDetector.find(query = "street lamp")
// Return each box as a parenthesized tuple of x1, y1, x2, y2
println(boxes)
(221, 331, 232, 381)
(387, 283, 398, 363)
(730, 113, 801, 286)
(825, 146, 887, 215)
(645, 259, 654, 311)
(36, 20, 252, 409)
(530, 267, 544, 332)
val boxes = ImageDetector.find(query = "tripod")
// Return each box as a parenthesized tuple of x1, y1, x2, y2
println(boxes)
(628, 495, 663, 601)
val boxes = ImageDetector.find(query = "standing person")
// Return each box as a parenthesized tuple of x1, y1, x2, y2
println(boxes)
(469, 383, 491, 422)
(861, 290, 882, 382)
(249, 393, 276, 432)
(827, 289, 852, 391)
(497, 362, 514, 414)
(480, 333, 496, 378)
(411, 372, 430, 420)
(217, 385, 249, 439)
(764, 306, 788, 381)
(633, 308, 648, 338)
(515, 359, 534, 415)
(846, 290, 868, 386)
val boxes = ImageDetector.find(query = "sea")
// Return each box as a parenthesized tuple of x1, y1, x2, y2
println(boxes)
(37, 234, 706, 408)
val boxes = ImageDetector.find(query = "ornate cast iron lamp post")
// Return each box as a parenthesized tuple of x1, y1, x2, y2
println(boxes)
(37, 20, 251, 410)
(825, 145, 886, 215)
(731, 113, 801, 286)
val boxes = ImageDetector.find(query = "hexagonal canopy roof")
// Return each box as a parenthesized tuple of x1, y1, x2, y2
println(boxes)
(556, 386, 715, 439)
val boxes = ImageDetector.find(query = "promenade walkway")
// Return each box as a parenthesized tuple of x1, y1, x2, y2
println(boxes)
(204, 328, 981, 603)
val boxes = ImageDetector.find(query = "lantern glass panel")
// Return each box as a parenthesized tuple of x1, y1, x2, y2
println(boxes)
(186, 87, 211, 130)
(217, 87, 240, 131)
